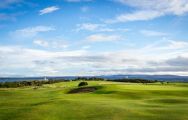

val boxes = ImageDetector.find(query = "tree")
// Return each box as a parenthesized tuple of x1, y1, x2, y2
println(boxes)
(78, 82, 88, 87)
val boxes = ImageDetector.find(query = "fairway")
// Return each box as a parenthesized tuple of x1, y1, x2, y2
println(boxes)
(0, 81, 188, 120)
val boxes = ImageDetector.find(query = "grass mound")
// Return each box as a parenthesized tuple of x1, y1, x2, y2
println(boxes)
(68, 86, 98, 94)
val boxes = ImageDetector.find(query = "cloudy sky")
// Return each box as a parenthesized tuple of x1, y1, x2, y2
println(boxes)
(0, 0, 188, 77)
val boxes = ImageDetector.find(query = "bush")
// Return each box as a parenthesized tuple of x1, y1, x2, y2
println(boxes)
(78, 82, 88, 87)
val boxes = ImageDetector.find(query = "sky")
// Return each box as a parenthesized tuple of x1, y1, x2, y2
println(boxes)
(0, 0, 188, 77)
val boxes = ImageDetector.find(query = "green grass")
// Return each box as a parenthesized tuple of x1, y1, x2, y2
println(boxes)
(0, 81, 188, 120)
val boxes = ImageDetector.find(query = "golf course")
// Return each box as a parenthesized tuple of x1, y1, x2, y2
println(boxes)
(0, 81, 188, 120)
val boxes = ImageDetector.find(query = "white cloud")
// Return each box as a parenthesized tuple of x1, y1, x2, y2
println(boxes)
(109, 0, 188, 23)
(51, 41, 69, 49)
(1, 39, 188, 76)
(33, 39, 69, 48)
(86, 34, 121, 42)
(106, 10, 163, 23)
(33, 39, 49, 47)
(116, 0, 188, 15)
(145, 40, 188, 50)
(0, 46, 87, 76)
(76, 23, 103, 31)
(12, 26, 55, 38)
(140, 30, 167, 37)
(168, 40, 188, 49)
(75, 23, 130, 32)
(39, 6, 60, 15)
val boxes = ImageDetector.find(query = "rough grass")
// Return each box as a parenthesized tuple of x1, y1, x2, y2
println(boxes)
(0, 81, 188, 120)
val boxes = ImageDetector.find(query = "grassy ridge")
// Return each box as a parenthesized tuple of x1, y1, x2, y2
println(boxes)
(0, 81, 188, 120)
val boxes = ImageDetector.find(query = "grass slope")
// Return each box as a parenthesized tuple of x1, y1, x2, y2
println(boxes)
(0, 81, 188, 120)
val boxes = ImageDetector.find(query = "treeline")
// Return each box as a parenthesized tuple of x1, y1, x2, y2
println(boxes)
(75, 77, 158, 83)
(0, 77, 159, 88)
(108, 78, 158, 83)
(0, 79, 68, 88)
(74, 77, 106, 81)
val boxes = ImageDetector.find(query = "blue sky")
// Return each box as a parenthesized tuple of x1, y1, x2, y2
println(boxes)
(0, 0, 188, 77)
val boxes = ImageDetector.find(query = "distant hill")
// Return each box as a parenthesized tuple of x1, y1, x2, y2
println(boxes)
(0, 74, 188, 82)
(99, 75, 188, 82)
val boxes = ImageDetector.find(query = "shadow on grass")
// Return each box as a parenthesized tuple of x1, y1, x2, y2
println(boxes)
(146, 98, 188, 104)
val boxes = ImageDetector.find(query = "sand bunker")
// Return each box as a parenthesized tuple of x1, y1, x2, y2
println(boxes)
(68, 86, 98, 94)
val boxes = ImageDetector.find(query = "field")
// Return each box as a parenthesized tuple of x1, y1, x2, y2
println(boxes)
(0, 81, 188, 120)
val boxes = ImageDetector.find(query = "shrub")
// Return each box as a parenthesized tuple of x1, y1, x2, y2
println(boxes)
(78, 82, 88, 87)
